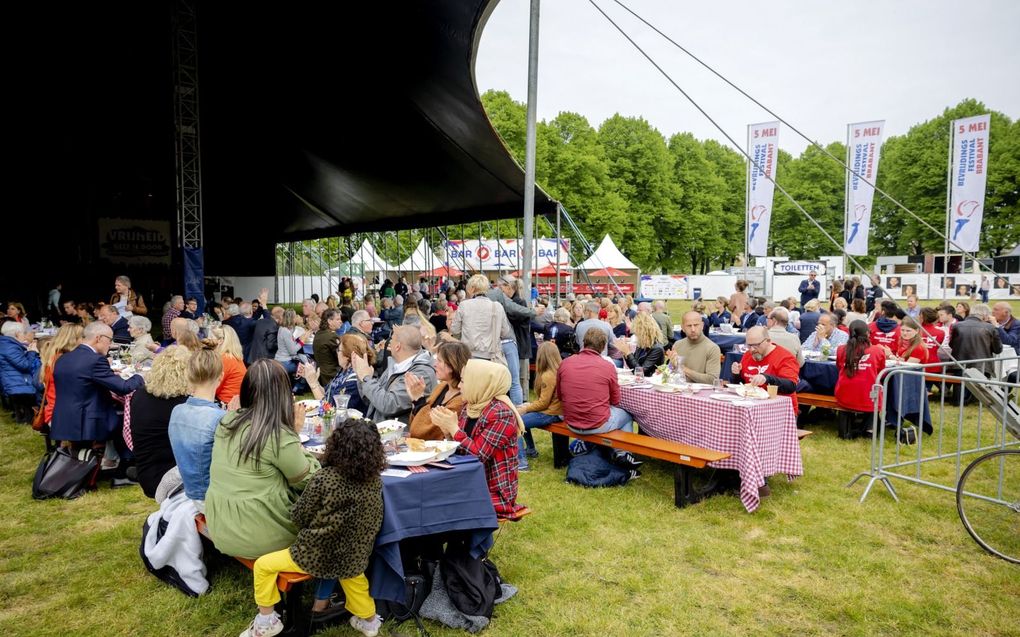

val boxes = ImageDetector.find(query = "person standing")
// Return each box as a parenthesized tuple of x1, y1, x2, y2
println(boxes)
(979, 275, 990, 304)
(799, 271, 821, 308)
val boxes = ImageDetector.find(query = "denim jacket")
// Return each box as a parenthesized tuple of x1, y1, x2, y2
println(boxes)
(168, 397, 227, 502)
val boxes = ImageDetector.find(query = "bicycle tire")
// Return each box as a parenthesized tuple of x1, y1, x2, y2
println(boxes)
(956, 449, 1019, 564)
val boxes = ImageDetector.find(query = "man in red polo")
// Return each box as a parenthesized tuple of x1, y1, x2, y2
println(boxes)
(730, 326, 800, 413)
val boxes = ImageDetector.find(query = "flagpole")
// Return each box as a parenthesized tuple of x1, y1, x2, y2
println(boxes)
(943, 122, 954, 303)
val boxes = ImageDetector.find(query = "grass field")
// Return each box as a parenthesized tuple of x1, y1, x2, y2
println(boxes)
(1, 396, 1018, 637)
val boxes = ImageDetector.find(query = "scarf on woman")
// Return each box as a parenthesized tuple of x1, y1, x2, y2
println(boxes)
(461, 359, 524, 434)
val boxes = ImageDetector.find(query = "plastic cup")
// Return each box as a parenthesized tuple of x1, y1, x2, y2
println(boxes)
(767, 385, 779, 399)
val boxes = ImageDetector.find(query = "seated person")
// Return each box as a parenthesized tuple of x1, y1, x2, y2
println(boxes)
(869, 300, 901, 350)
(352, 325, 437, 423)
(128, 345, 192, 498)
(0, 321, 42, 424)
(405, 341, 470, 440)
(669, 310, 721, 383)
(429, 359, 526, 517)
(740, 298, 764, 331)
(99, 303, 132, 344)
(516, 342, 564, 468)
(313, 309, 343, 386)
(835, 321, 887, 434)
(801, 313, 848, 353)
(730, 326, 800, 414)
(887, 316, 929, 364)
(127, 315, 155, 366)
(556, 329, 640, 468)
(766, 307, 804, 366)
(207, 325, 246, 405)
(243, 419, 385, 637)
(613, 312, 666, 377)
(797, 300, 822, 343)
(708, 297, 732, 329)
(205, 360, 320, 560)
(545, 307, 577, 359)
(168, 348, 226, 511)
(303, 333, 374, 415)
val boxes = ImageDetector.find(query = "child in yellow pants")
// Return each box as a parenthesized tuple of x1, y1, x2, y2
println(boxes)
(240, 419, 387, 637)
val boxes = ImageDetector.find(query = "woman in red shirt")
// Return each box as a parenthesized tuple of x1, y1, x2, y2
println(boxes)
(835, 321, 887, 437)
(890, 317, 928, 364)
(918, 307, 945, 372)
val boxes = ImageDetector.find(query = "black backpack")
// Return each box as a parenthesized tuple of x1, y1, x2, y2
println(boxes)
(441, 538, 502, 619)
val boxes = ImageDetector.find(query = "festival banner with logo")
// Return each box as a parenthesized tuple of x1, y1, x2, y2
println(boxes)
(948, 114, 991, 253)
(639, 275, 689, 299)
(746, 122, 780, 256)
(845, 120, 884, 255)
(98, 218, 172, 265)
(444, 239, 570, 271)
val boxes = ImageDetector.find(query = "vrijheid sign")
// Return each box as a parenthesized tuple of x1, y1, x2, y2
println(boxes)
(773, 261, 826, 275)
(98, 218, 172, 265)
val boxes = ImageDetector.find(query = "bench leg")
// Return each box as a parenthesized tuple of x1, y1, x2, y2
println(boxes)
(551, 432, 570, 469)
(674, 466, 691, 508)
(278, 581, 308, 636)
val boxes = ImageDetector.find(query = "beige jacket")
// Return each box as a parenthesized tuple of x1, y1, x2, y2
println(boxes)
(449, 295, 512, 363)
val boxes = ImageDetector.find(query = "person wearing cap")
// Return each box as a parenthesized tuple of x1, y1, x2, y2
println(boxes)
(799, 271, 820, 308)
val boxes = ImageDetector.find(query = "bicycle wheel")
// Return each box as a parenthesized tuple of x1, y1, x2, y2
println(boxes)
(956, 449, 1020, 564)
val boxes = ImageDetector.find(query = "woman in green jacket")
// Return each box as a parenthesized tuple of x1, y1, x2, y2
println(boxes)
(205, 360, 320, 561)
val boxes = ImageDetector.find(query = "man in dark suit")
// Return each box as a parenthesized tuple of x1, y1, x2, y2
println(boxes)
(50, 322, 145, 448)
(798, 271, 821, 308)
(949, 304, 1003, 378)
(224, 303, 256, 361)
(99, 304, 131, 344)
(247, 306, 282, 365)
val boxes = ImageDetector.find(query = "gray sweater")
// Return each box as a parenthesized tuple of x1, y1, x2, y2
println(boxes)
(275, 326, 302, 361)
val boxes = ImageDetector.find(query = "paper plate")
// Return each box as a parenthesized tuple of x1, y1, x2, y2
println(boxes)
(709, 393, 742, 401)
(422, 440, 460, 461)
(387, 450, 439, 466)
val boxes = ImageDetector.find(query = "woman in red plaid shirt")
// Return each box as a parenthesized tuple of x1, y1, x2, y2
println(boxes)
(430, 359, 525, 517)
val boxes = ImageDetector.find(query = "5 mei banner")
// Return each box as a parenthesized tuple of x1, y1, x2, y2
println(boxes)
(746, 121, 780, 256)
(845, 121, 884, 256)
(948, 114, 991, 253)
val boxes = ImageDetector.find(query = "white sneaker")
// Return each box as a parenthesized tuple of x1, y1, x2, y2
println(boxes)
(349, 614, 382, 637)
(238, 613, 283, 637)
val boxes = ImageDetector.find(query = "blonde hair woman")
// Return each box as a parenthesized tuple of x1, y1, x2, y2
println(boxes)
(516, 342, 563, 467)
(211, 324, 247, 405)
(127, 345, 194, 498)
(614, 312, 666, 376)
(37, 323, 84, 428)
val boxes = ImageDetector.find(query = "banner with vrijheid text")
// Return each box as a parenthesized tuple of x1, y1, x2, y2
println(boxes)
(948, 114, 991, 253)
(746, 122, 780, 256)
(844, 121, 884, 255)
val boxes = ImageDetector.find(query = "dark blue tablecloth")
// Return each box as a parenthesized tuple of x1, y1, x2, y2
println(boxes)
(674, 331, 746, 354)
(368, 453, 498, 603)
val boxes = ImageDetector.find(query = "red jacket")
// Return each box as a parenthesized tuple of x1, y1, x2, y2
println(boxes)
(920, 323, 945, 372)
(738, 345, 800, 413)
(835, 344, 886, 412)
(869, 321, 900, 349)
(557, 349, 620, 430)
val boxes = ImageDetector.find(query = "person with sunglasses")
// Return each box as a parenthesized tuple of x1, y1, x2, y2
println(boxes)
(730, 326, 800, 414)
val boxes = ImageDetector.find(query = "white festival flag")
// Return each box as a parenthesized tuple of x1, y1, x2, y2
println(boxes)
(746, 122, 780, 256)
(948, 114, 991, 253)
(844, 121, 885, 255)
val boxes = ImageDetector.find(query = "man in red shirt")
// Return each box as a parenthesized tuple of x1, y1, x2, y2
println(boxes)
(557, 329, 640, 467)
(558, 329, 631, 434)
(730, 326, 800, 413)
(869, 300, 900, 350)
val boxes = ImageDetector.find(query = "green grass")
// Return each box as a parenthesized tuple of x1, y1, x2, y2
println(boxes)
(1, 406, 1017, 637)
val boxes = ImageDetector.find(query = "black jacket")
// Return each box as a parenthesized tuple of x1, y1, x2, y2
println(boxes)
(949, 316, 1003, 376)
(246, 318, 279, 365)
(130, 390, 188, 498)
(624, 344, 665, 377)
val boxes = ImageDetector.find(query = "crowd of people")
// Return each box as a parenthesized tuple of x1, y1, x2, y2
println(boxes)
(3, 269, 1019, 635)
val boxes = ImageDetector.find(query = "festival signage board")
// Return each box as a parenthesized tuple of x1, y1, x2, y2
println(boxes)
(845, 121, 884, 255)
(746, 122, 780, 256)
(444, 239, 570, 271)
(639, 275, 689, 299)
(98, 218, 172, 265)
(948, 114, 991, 253)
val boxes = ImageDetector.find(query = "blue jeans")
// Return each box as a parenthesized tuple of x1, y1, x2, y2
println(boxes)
(568, 406, 633, 435)
(501, 340, 524, 405)
(518, 412, 561, 465)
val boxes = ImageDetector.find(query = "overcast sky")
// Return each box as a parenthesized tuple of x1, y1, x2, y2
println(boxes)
(475, 0, 1020, 155)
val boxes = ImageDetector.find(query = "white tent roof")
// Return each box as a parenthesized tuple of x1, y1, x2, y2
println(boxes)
(333, 239, 397, 273)
(578, 235, 640, 271)
(394, 238, 440, 273)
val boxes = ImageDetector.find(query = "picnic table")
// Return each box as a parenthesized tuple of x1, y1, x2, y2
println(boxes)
(618, 384, 802, 512)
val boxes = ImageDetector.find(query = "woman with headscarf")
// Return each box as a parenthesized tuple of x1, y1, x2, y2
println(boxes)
(429, 359, 524, 517)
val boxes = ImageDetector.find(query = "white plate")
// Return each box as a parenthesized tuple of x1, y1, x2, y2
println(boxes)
(652, 383, 679, 393)
(709, 393, 742, 401)
(299, 433, 310, 443)
(296, 399, 321, 416)
(387, 450, 439, 466)
(422, 440, 460, 461)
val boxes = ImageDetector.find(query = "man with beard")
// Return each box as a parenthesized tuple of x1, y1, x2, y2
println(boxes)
(730, 326, 800, 414)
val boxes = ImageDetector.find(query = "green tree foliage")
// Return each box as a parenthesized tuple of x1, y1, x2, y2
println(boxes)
(770, 143, 847, 259)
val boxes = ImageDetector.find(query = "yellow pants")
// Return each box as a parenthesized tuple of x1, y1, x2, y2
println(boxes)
(253, 547, 376, 619)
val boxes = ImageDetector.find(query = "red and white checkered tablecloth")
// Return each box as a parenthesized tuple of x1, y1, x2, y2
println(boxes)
(618, 386, 803, 512)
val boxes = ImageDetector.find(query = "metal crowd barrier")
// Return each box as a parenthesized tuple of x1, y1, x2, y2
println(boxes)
(848, 354, 1020, 503)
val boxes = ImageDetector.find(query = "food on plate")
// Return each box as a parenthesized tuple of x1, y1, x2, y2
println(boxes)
(406, 437, 428, 452)
(734, 384, 769, 399)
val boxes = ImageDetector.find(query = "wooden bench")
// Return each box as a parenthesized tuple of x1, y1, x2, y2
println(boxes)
(195, 514, 313, 633)
(536, 422, 732, 508)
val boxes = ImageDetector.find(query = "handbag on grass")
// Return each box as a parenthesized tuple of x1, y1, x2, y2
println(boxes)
(32, 447, 101, 500)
